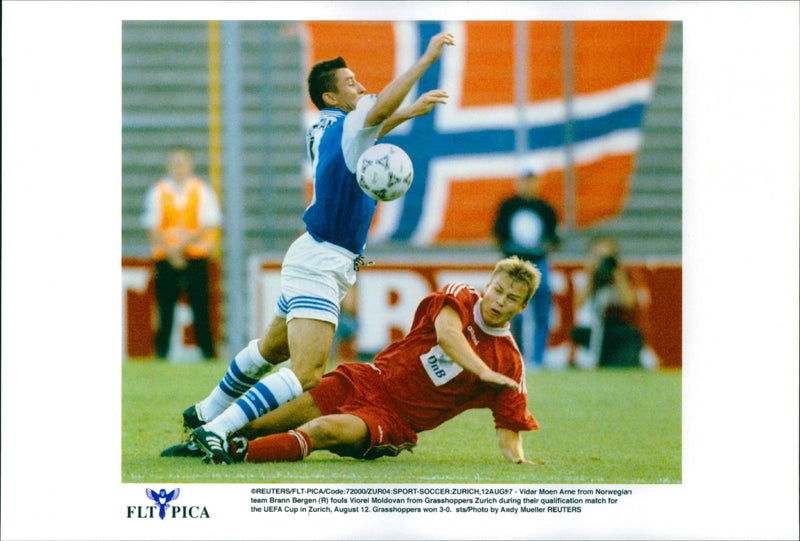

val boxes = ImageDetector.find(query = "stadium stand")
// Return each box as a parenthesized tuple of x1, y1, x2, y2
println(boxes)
(122, 21, 306, 258)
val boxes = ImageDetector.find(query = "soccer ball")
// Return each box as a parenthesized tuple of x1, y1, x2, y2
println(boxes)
(356, 143, 414, 201)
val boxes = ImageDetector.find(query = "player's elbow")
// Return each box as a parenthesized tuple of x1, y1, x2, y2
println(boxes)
(366, 94, 411, 126)
(364, 107, 393, 128)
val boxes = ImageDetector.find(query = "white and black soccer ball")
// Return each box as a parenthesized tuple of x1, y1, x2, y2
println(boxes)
(356, 143, 414, 202)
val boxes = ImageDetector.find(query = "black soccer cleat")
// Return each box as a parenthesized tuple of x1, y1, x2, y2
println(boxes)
(160, 441, 205, 458)
(191, 427, 233, 465)
(182, 405, 205, 431)
(202, 435, 249, 464)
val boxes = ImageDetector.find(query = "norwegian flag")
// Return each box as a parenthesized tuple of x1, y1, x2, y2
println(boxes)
(304, 21, 670, 245)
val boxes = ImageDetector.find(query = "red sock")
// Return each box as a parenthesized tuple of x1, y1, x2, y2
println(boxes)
(244, 430, 312, 463)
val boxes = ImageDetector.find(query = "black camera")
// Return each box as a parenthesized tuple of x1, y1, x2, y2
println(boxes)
(593, 255, 618, 289)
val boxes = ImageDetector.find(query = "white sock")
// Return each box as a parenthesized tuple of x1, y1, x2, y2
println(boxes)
(197, 339, 270, 422)
(203, 367, 303, 438)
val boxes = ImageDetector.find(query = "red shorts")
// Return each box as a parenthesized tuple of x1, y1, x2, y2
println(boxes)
(308, 363, 418, 459)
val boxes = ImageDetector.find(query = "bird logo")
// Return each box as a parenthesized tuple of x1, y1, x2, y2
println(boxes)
(145, 488, 180, 520)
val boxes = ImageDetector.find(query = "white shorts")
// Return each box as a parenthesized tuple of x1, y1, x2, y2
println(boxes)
(276, 232, 359, 326)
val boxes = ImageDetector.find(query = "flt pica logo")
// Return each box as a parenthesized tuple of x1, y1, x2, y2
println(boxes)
(127, 488, 209, 520)
(146, 488, 180, 519)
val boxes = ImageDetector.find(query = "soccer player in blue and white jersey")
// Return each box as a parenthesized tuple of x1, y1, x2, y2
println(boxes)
(185, 32, 455, 462)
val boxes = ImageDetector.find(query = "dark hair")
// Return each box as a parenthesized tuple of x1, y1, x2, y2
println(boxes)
(307, 57, 347, 110)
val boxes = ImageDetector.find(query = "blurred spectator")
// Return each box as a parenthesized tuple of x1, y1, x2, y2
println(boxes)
(570, 236, 656, 369)
(141, 146, 221, 360)
(494, 168, 560, 367)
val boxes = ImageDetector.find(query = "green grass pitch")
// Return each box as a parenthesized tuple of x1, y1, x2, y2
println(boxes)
(122, 361, 681, 484)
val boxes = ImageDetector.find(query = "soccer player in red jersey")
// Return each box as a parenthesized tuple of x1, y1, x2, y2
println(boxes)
(191, 256, 541, 465)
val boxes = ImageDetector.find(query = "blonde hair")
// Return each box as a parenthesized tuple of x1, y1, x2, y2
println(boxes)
(491, 256, 542, 304)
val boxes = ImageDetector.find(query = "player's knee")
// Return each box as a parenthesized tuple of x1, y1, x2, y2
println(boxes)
(304, 417, 342, 448)
(295, 368, 324, 391)
(305, 416, 365, 450)
(258, 336, 290, 365)
(263, 349, 290, 366)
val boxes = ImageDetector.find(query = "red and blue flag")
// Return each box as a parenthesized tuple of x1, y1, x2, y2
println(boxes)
(305, 21, 671, 245)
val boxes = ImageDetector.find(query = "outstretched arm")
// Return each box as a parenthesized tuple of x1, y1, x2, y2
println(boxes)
(364, 32, 454, 128)
(497, 428, 533, 464)
(434, 305, 520, 391)
(377, 89, 449, 139)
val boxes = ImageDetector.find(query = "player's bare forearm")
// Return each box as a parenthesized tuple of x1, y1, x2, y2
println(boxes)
(377, 90, 449, 138)
(365, 33, 454, 127)
(376, 110, 412, 139)
(497, 428, 533, 465)
(434, 306, 520, 391)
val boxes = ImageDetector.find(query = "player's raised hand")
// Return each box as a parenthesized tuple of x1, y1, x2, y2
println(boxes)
(422, 32, 455, 63)
(408, 89, 449, 117)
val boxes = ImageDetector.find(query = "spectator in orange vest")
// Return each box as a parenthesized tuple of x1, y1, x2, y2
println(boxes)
(141, 146, 221, 360)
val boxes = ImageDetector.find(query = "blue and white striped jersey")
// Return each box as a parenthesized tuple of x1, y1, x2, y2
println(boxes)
(303, 94, 382, 254)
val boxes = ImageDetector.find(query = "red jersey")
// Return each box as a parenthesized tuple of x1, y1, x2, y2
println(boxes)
(372, 282, 539, 434)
